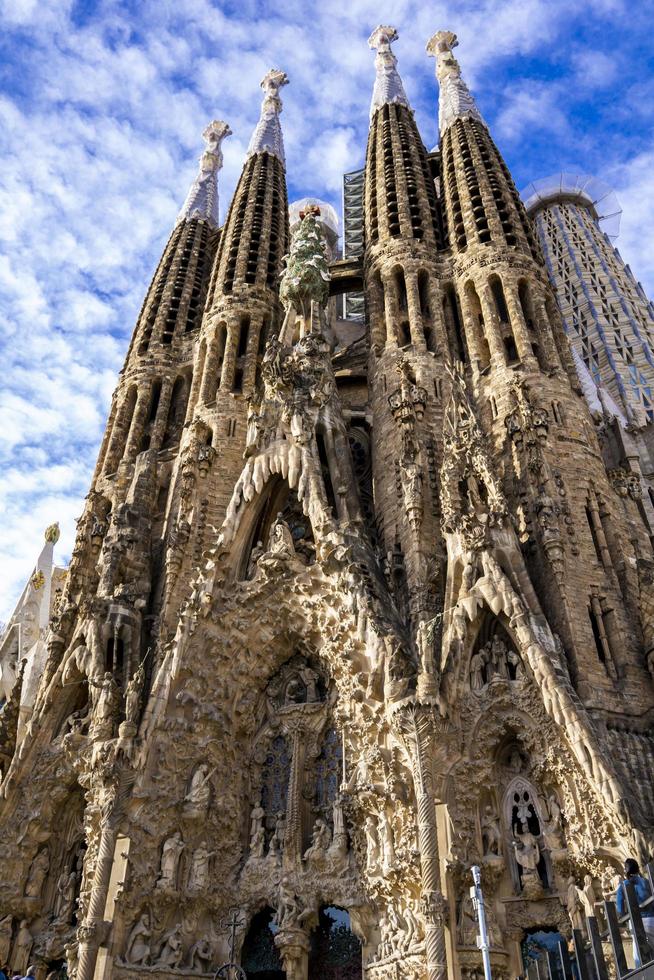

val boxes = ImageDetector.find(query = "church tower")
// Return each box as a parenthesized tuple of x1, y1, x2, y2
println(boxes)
(1, 26, 654, 980)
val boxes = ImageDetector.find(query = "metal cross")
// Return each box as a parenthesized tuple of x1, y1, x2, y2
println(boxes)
(213, 907, 247, 980)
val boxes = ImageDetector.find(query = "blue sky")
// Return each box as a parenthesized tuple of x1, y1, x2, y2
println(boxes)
(1, 0, 654, 619)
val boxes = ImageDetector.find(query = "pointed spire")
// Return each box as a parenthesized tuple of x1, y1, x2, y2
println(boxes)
(177, 120, 231, 229)
(426, 30, 485, 136)
(368, 25, 411, 119)
(247, 68, 289, 165)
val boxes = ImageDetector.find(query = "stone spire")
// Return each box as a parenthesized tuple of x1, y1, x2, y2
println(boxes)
(177, 120, 232, 229)
(368, 25, 411, 119)
(246, 68, 289, 165)
(426, 30, 485, 136)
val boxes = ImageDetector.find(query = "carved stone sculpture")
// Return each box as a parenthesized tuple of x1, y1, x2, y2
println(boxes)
(156, 923, 184, 967)
(125, 913, 151, 965)
(0, 915, 12, 966)
(188, 842, 215, 893)
(303, 818, 331, 863)
(188, 938, 213, 972)
(184, 764, 213, 816)
(25, 847, 49, 898)
(157, 832, 185, 889)
(481, 805, 502, 857)
(13, 920, 33, 976)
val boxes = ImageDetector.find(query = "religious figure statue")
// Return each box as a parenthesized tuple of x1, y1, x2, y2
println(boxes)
(365, 815, 381, 874)
(506, 647, 523, 679)
(379, 810, 396, 872)
(269, 811, 286, 858)
(513, 832, 540, 872)
(401, 900, 424, 950)
(184, 764, 213, 816)
(469, 649, 487, 691)
(89, 672, 120, 739)
(249, 799, 264, 838)
(457, 894, 478, 945)
(481, 805, 502, 857)
(188, 938, 213, 972)
(579, 874, 599, 918)
(187, 842, 215, 893)
(275, 877, 303, 929)
(304, 818, 331, 863)
(25, 848, 50, 898)
(268, 514, 296, 558)
(13, 921, 33, 975)
(156, 923, 184, 967)
(0, 915, 12, 966)
(54, 870, 78, 923)
(543, 792, 565, 848)
(250, 826, 265, 859)
(125, 913, 151, 965)
(124, 661, 145, 727)
(157, 832, 185, 889)
(416, 617, 438, 678)
(566, 877, 585, 932)
(491, 635, 509, 679)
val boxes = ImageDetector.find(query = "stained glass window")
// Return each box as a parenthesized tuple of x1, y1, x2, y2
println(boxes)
(260, 735, 290, 821)
(314, 728, 342, 822)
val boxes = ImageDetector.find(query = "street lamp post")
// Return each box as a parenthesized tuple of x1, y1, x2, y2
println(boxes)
(471, 865, 492, 980)
(213, 908, 247, 980)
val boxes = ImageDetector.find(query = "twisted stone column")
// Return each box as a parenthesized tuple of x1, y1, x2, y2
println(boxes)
(392, 702, 448, 980)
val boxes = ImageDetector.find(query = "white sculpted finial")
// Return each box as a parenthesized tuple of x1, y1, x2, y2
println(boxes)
(368, 24, 411, 120)
(426, 29, 485, 136)
(246, 68, 289, 165)
(177, 119, 231, 229)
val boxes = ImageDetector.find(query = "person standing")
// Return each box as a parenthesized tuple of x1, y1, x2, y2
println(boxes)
(616, 858, 654, 967)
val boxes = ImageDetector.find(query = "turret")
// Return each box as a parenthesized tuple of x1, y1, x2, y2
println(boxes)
(96, 121, 231, 479)
(427, 30, 572, 380)
(428, 29, 653, 705)
(192, 70, 290, 410)
(364, 26, 446, 355)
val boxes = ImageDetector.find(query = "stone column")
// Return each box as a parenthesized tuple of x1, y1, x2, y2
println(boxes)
(381, 273, 400, 348)
(103, 392, 135, 474)
(504, 281, 538, 368)
(392, 702, 448, 980)
(457, 286, 482, 368)
(532, 292, 563, 370)
(427, 280, 449, 354)
(406, 272, 427, 350)
(123, 385, 152, 461)
(478, 283, 506, 367)
(279, 703, 325, 870)
(200, 328, 221, 404)
(220, 320, 239, 391)
(243, 315, 262, 393)
(75, 764, 134, 980)
(274, 927, 310, 980)
(150, 377, 174, 451)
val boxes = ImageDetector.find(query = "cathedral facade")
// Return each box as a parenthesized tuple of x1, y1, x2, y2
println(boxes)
(1, 25, 654, 980)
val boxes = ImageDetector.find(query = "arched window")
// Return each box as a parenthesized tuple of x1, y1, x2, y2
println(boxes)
(314, 728, 343, 825)
(162, 375, 190, 449)
(260, 734, 291, 828)
(443, 286, 467, 362)
(464, 281, 490, 371)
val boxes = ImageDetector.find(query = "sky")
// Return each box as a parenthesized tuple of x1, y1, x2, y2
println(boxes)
(1, 0, 654, 620)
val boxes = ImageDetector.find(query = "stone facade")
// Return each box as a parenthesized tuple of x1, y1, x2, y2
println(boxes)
(1, 25, 654, 980)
